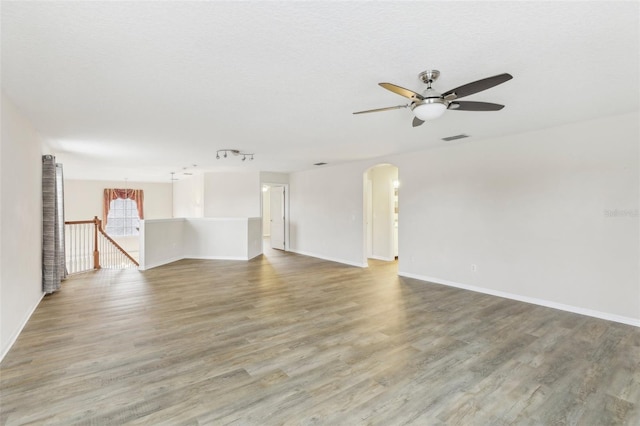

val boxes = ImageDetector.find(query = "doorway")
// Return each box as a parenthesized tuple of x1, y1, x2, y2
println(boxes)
(363, 164, 399, 265)
(261, 183, 289, 252)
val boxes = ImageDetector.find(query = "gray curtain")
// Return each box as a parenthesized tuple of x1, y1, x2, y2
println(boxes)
(42, 155, 66, 293)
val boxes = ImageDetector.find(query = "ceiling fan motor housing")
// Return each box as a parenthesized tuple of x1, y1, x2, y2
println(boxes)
(418, 70, 440, 84)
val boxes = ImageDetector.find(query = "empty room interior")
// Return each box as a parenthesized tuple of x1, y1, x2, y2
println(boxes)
(1, 1, 639, 424)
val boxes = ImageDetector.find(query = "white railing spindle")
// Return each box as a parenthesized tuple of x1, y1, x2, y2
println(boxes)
(64, 217, 138, 274)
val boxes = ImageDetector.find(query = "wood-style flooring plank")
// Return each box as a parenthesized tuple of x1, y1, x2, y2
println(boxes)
(1, 246, 639, 425)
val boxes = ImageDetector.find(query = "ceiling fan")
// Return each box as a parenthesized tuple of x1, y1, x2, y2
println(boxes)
(353, 70, 513, 127)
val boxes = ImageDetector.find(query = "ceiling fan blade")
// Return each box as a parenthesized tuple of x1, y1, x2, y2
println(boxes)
(448, 101, 505, 111)
(442, 73, 512, 100)
(412, 117, 425, 127)
(353, 105, 408, 114)
(379, 83, 424, 101)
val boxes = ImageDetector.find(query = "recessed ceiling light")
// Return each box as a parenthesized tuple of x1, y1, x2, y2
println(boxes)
(441, 134, 469, 141)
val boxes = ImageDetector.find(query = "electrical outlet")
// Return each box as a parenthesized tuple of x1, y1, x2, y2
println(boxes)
(471, 264, 477, 272)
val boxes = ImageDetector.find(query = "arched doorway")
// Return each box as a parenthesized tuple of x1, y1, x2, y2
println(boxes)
(363, 164, 399, 266)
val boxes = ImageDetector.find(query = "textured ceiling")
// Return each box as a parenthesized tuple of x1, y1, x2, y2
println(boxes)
(2, 1, 639, 182)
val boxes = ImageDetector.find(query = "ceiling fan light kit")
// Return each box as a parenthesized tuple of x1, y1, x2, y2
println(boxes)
(412, 98, 447, 120)
(354, 69, 513, 127)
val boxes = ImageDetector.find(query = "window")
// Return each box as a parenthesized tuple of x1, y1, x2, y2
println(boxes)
(103, 188, 144, 236)
(105, 198, 140, 236)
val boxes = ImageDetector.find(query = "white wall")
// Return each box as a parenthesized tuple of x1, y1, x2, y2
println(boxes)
(203, 172, 261, 217)
(247, 217, 263, 259)
(184, 218, 248, 260)
(1, 93, 45, 360)
(174, 171, 280, 221)
(64, 179, 172, 221)
(290, 165, 368, 267)
(139, 218, 262, 270)
(260, 171, 289, 185)
(397, 112, 639, 324)
(173, 174, 204, 218)
(289, 112, 639, 324)
(139, 218, 185, 270)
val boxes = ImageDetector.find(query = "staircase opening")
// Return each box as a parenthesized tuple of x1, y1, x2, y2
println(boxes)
(65, 216, 139, 274)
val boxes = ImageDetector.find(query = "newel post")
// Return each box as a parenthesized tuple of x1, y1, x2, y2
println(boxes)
(93, 216, 101, 270)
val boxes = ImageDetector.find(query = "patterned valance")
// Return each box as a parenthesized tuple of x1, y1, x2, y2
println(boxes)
(103, 188, 144, 225)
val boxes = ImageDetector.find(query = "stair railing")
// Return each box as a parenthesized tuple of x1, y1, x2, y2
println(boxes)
(65, 216, 139, 274)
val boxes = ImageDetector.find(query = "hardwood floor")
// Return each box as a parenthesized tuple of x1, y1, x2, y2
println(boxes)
(1, 247, 639, 425)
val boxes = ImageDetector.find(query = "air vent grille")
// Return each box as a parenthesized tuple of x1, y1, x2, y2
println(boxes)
(442, 134, 469, 142)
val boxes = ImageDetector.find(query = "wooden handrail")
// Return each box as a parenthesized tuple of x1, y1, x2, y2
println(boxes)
(65, 219, 96, 225)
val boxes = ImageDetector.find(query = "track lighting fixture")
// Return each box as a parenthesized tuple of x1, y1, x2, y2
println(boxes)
(216, 149, 254, 162)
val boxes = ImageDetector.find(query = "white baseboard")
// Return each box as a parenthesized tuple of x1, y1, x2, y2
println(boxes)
(187, 255, 248, 261)
(289, 249, 367, 268)
(248, 252, 263, 260)
(398, 271, 640, 328)
(140, 254, 259, 270)
(138, 256, 184, 271)
(1, 292, 45, 363)
(368, 255, 395, 262)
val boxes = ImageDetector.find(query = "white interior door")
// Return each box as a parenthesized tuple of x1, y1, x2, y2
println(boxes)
(270, 186, 285, 250)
